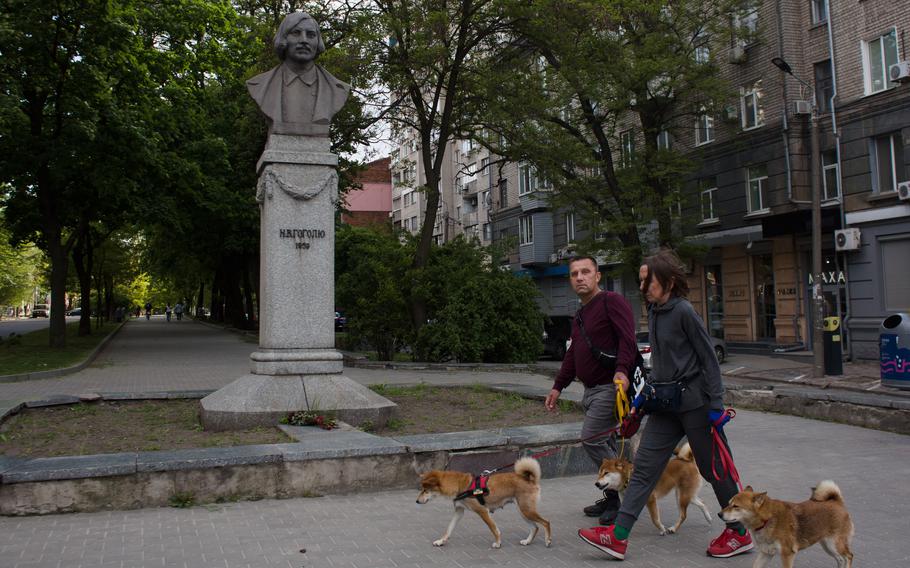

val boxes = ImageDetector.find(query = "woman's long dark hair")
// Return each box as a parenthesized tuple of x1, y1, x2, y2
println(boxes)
(642, 249, 689, 299)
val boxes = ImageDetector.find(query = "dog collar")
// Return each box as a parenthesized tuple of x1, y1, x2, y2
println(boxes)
(754, 519, 769, 532)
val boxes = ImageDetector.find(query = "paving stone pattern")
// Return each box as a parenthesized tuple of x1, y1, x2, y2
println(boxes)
(1, 319, 909, 566)
(1, 409, 907, 567)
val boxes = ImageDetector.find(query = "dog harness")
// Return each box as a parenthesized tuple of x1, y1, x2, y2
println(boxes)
(454, 475, 490, 505)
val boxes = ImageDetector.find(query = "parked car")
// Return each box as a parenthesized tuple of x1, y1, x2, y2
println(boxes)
(66, 307, 83, 316)
(542, 316, 572, 360)
(636, 331, 726, 369)
(335, 311, 347, 332)
(31, 304, 50, 318)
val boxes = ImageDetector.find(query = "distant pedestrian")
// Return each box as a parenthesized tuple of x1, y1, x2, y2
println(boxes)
(134, 306, 141, 318)
(174, 302, 184, 321)
(144, 301, 152, 320)
(165, 304, 172, 322)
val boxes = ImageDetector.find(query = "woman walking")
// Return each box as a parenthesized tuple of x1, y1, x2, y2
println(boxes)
(578, 249, 752, 561)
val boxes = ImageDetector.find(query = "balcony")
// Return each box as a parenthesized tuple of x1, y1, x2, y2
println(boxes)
(519, 191, 550, 212)
(463, 179, 479, 196)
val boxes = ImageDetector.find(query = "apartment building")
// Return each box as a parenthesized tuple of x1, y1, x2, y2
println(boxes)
(677, 0, 910, 359)
(387, 0, 910, 359)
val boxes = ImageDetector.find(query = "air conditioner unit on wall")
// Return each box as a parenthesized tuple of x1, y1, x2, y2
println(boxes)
(889, 61, 910, 83)
(834, 228, 861, 252)
(898, 181, 910, 201)
(794, 100, 812, 115)
(729, 45, 747, 64)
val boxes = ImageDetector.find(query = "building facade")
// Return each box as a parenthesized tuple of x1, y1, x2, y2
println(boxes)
(386, 0, 910, 359)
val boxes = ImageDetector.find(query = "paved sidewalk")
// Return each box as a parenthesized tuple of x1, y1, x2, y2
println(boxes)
(1, 319, 909, 567)
(1, 409, 907, 567)
(3, 317, 905, 408)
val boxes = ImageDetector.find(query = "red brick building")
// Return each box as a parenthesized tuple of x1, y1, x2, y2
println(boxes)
(342, 157, 392, 227)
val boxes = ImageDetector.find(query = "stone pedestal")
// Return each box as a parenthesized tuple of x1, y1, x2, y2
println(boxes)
(200, 135, 396, 431)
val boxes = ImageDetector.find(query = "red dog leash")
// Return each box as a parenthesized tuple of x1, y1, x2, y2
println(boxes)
(710, 408, 743, 491)
(478, 423, 626, 476)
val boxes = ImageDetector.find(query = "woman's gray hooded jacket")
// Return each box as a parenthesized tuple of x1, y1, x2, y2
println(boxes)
(648, 296, 724, 411)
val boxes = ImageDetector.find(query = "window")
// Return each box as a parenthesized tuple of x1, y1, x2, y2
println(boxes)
(695, 111, 714, 145)
(566, 212, 576, 242)
(872, 132, 906, 193)
(700, 177, 719, 222)
(519, 164, 549, 194)
(811, 0, 827, 25)
(410, 216, 418, 231)
(740, 80, 764, 130)
(403, 191, 414, 207)
(735, 1, 759, 44)
(863, 29, 899, 95)
(814, 60, 833, 114)
(822, 151, 839, 200)
(882, 238, 910, 311)
(480, 157, 490, 175)
(747, 165, 769, 213)
(695, 44, 710, 64)
(481, 190, 490, 209)
(620, 130, 635, 168)
(483, 223, 492, 241)
(499, 179, 508, 207)
(656, 130, 671, 150)
(519, 215, 534, 245)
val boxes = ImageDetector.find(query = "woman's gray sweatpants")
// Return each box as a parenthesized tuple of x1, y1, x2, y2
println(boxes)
(614, 405, 741, 532)
(580, 383, 621, 465)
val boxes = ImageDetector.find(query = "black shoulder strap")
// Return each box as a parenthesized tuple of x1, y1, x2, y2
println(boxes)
(577, 292, 618, 358)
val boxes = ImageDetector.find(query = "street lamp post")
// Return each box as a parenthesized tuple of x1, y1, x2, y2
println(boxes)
(772, 57, 825, 378)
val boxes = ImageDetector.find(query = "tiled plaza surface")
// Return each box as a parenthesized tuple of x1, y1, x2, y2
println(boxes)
(1, 408, 907, 567)
(0, 318, 908, 567)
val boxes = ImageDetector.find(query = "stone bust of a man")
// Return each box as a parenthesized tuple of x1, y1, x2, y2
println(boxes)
(246, 12, 351, 136)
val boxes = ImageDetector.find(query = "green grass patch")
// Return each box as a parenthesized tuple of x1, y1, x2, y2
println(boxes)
(0, 321, 121, 376)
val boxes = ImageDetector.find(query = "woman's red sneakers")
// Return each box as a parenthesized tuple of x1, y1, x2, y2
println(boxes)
(706, 527, 754, 557)
(577, 525, 627, 560)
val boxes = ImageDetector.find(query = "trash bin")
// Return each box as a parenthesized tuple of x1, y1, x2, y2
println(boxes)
(823, 316, 843, 376)
(880, 313, 910, 390)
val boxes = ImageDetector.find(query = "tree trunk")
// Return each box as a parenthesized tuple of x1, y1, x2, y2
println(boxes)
(222, 255, 247, 329)
(104, 273, 113, 322)
(197, 281, 205, 318)
(242, 255, 256, 325)
(47, 242, 69, 348)
(72, 234, 93, 337)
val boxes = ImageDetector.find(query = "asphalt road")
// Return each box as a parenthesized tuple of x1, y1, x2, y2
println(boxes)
(0, 316, 81, 337)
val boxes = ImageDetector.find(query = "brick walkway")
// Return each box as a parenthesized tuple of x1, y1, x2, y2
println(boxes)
(1, 319, 908, 567)
(1, 408, 907, 567)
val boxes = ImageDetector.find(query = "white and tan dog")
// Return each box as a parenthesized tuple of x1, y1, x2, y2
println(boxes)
(416, 457, 552, 549)
(720, 481, 854, 568)
(594, 442, 712, 535)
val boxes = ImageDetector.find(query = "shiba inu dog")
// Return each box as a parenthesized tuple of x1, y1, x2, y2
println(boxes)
(595, 442, 711, 535)
(720, 481, 854, 568)
(416, 457, 552, 549)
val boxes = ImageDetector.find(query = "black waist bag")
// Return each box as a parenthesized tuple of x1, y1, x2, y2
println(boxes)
(640, 381, 684, 413)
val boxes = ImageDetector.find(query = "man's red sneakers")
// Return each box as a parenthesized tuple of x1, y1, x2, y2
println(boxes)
(578, 525, 627, 560)
(706, 527, 754, 558)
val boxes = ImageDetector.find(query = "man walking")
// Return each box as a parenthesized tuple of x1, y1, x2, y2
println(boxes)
(544, 256, 638, 525)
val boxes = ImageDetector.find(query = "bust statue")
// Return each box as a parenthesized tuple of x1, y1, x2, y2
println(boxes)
(246, 12, 351, 136)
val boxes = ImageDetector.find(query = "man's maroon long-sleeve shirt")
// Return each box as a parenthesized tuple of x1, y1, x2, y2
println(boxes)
(552, 290, 637, 392)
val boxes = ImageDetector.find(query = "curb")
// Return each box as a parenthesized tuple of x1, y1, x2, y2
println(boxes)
(0, 320, 128, 384)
